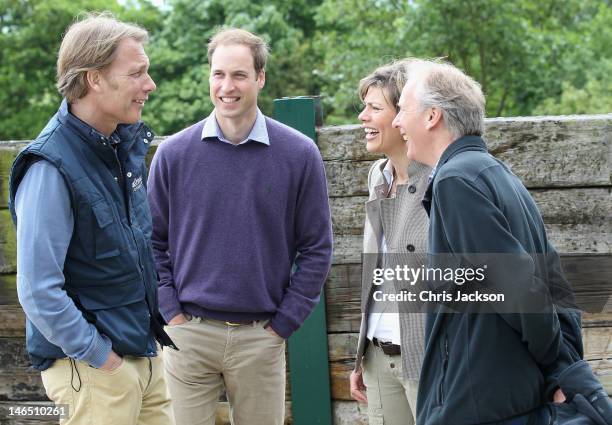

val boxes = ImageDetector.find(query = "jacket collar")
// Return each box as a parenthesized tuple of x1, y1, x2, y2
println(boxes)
(422, 135, 487, 215)
(371, 158, 431, 201)
(437, 135, 487, 168)
(57, 99, 152, 168)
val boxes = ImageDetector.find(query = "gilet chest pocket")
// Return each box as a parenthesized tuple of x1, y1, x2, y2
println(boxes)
(91, 201, 121, 259)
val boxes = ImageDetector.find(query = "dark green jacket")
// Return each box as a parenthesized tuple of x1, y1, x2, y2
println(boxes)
(418, 136, 583, 425)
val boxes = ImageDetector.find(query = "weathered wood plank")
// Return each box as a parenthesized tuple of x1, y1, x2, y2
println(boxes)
(327, 332, 612, 401)
(324, 160, 372, 198)
(3, 115, 611, 201)
(324, 264, 362, 334)
(331, 188, 612, 235)
(324, 161, 612, 200)
(2, 325, 611, 402)
(0, 274, 16, 305)
(332, 224, 611, 265)
(1, 255, 609, 337)
(317, 115, 612, 188)
(583, 313, 612, 328)
(323, 259, 612, 332)
(0, 305, 25, 338)
(485, 116, 612, 188)
(8, 213, 604, 272)
(0, 210, 16, 274)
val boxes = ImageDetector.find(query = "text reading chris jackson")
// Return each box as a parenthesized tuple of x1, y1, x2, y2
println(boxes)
(371, 264, 506, 303)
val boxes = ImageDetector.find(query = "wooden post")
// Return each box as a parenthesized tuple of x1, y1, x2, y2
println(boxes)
(273, 96, 333, 425)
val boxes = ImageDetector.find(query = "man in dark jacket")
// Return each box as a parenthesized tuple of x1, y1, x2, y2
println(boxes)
(391, 59, 583, 425)
(8, 13, 175, 425)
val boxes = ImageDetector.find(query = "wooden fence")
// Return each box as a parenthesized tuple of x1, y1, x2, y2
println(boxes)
(0, 114, 610, 424)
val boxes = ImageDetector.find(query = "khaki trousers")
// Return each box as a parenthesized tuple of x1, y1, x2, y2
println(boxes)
(163, 317, 286, 425)
(362, 343, 419, 425)
(40, 354, 174, 425)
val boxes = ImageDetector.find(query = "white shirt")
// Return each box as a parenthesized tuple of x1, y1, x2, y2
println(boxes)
(366, 160, 402, 345)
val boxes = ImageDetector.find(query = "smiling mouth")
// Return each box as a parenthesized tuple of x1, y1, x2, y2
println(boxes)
(220, 97, 240, 104)
(364, 127, 379, 139)
(134, 99, 147, 105)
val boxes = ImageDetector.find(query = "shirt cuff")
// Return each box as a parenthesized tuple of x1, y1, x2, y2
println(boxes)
(79, 331, 112, 368)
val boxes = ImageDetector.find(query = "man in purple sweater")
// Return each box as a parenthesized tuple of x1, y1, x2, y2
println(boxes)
(147, 28, 333, 425)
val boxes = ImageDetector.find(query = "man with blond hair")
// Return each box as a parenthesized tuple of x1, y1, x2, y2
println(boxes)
(148, 27, 333, 424)
(391, 59, 582, 424)
(8, 13, 175, 425)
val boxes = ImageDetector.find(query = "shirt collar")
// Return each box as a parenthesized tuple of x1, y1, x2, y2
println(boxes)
(381, 159, 431, 187)
(201, 108, 269, 146)
(57, 98, 121, 146)
(382, 159, 395, 187)
(438, 135, 487, 169)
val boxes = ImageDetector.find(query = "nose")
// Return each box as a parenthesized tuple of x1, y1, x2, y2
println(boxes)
(144, 72, 156, 93)
(221, 77, 235, 92)
(392, 112, 401, 129)
(358, 107, 370, 122)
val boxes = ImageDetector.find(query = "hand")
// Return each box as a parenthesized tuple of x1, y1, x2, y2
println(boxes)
(553, 388, 566, 403)
(168, 313, 188, 326)
(264, 325, 281, 338)
(99, 350, 123, 372)
(350, 368, 368, 403)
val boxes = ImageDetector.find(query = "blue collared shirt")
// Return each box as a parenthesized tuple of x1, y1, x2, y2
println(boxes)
(13, 101, 125, 368)
(16, 162, 112, 369)
(201, 109, 270, 146)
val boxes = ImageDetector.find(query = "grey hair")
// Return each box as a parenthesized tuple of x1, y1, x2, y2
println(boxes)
(407, 59, 485, 138)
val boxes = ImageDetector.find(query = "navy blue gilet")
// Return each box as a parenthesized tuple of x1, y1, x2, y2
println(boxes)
(8, 100, 176, 370)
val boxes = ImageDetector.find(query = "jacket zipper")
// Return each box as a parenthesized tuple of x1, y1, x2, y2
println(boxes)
(439, 336, 449, 404)
(111, 146, 131, 226)
(113, 134, 155, 352)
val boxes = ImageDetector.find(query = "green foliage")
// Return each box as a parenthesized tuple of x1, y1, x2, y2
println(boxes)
(533, 2, 612, 115)
(142, 0, 322, 136)
(312, 0, 612, 122)
(533, 59, 612, 115)
(0, 0, 163, 140)
(1, 0, 610, 139)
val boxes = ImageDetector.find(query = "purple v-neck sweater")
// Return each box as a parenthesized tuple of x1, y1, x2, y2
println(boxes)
(147, 117, 333, 338)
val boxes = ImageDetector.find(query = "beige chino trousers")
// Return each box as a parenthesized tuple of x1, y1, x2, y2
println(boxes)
(163, 317, 286, 425)
(362, 343, 419, 425)
(40, 354, 174, 425)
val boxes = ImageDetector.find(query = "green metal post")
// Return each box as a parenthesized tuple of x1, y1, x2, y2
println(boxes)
(273, 96, 332, 425)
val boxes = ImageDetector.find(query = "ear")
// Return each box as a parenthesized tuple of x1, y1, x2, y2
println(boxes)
(85, 69, 103, 94)
(425, 107, 443, 130)
(257, 70, 265, 90)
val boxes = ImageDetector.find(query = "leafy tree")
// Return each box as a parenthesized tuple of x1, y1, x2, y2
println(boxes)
(311, 0, 611, 123)
(312, 0, 405, 124)
(533, 2, 612, 115)
(1, 0, 610, 139)
(142, 0, 323, 136)
(0, 0, 163, 140)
